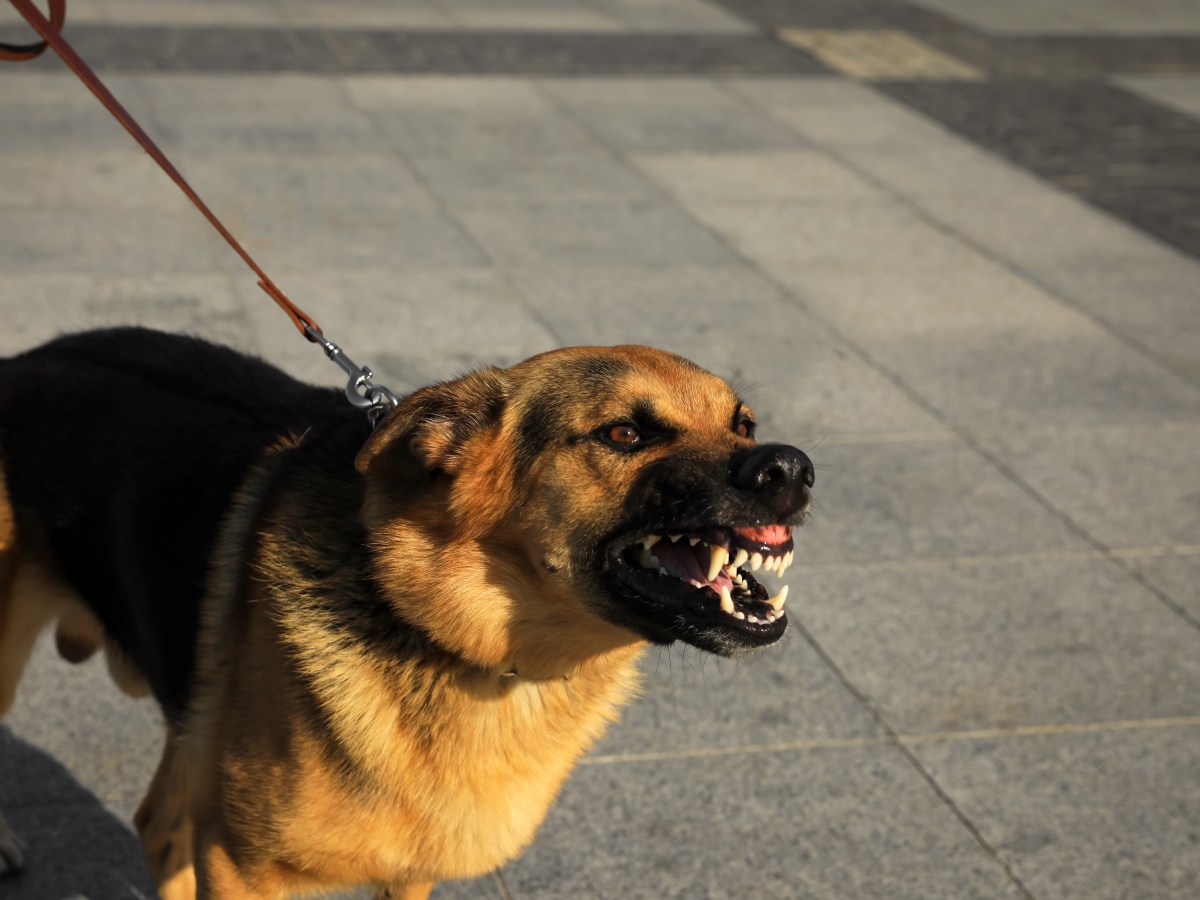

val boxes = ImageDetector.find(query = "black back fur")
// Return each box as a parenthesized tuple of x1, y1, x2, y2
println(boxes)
(0, 328, 371, 722)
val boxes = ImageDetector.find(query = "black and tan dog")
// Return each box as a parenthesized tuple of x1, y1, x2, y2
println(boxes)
(0, 327, 812, 899)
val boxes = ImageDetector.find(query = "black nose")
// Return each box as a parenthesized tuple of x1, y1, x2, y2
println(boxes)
(731, 444, 814, 516)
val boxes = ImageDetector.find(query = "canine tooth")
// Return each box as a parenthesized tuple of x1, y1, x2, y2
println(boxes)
(688, 535, 701, 546)
(732, 548, 749, 569)
(642, 535, 661, 550)
(707, 545, 728, 582)
(750, 552, 763, 572)
(719, 586, 735, 615)
(767, 584, 789, 612)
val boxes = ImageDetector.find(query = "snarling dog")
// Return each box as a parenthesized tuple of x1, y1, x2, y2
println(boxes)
(0, 328, 813, 899)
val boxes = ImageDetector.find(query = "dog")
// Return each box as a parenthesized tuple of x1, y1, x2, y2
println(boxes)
(0, 327, 812, 899)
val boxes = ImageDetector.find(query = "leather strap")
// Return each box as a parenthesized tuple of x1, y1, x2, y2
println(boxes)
(1, 0, 323, 340)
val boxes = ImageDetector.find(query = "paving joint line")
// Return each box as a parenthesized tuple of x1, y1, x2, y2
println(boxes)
(789, 619, 1040, 900)
(581, 715, 1200, 765)
(790, 544, 1200, 574)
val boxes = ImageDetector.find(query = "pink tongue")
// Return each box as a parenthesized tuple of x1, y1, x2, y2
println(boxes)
(653, 539, 733, 591)
(734, 525, 791, 546)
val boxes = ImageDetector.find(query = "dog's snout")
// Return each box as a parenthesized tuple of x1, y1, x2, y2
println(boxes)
(731, 444, 814, 516)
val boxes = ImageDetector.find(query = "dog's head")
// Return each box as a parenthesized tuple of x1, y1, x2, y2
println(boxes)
(357, 347, 812, 676)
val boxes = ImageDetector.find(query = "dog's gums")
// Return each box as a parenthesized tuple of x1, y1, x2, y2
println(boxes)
(608, 525, 794, 640)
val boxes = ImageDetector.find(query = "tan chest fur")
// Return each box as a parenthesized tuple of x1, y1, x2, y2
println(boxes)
(243, 620, 644, 887)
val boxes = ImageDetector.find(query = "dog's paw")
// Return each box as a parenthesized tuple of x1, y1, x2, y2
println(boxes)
(0, 811, 24, 876)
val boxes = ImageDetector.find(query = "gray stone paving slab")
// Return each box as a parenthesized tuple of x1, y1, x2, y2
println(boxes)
(210, 206, 488, 275)
(0, 208, 226, 277)
(738, 78, 1200, 388)
(438, 0, 623, 32)
(538, 78, 805, 153)
(727, 76, 956, 151)
(177, 151, 442, 220)
(502, 744, 1025, 899)
(408, 148, 655, 208)
(1127, 554, 1200, 624)
(771, 260, 1200, 428)
(1117, 74, 1200, 120)
(5, 638, 163, 822)
(588, 634, 882, 757)
(910, 726, 1200, 900)
(279, 0, 454, 30)
(586, 0, 754, 33)
(685, 197, 979, 269)
(797, 560, 1200, 734)
(0, 729, 155, 900)
(790, 438, 1093, 565)
(0, 150, 201, 213)
(341, 77, 599, 158)
(988, 423, 1200, 551)
(456, 200, 737, 267)
(0, 273, 252, 355)
(94, 0, 288, 27)
(911, 0, 1200, 35)
(631, 148, 888, 204)
(0, 72, 156, 152)
(506, 263, 947, 438)
(138, 74, 382, 153)
(237, 267, 556, 388)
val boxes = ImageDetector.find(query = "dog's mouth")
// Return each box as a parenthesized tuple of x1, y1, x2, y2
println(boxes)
(604, 524, 793, 651)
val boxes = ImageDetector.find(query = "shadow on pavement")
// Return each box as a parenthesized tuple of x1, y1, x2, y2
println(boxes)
(0, 725, 155, 900)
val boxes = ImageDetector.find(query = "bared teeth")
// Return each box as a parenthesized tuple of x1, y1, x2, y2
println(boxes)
(779, 550, 793, 574)
(719, 585, 735, 615)
(707, 544, 729, 582)
(668, 533, 683, 543)
(731, 548, 749, 569)
(767, 584, 789, 612)
(642, 534, 661, 550)
(750, 552, 764, 572)
(688, 535, 701, 546)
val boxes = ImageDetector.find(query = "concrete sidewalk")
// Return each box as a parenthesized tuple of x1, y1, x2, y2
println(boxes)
(1, 0, 1198, 897)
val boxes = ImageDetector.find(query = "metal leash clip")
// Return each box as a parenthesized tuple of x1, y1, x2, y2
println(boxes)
(305, 325, 400, 426)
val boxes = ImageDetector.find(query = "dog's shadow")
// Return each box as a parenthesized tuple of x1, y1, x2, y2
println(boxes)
(0, 725, 156, 899)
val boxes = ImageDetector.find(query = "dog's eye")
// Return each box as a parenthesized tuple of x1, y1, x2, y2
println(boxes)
(607, 424, 641, 445)
(736, 418, 756, 439)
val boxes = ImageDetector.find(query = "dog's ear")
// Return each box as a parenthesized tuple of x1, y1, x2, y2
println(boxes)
(355, 367, 509, 479)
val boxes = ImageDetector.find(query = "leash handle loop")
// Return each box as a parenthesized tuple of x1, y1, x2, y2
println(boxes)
(0, 0, 63, 60)
(3, 0, 322, 343)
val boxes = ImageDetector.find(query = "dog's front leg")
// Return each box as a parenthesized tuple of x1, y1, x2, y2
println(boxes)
(0, 811, 23, 876)
(194, 826, 282, 900)
(134, 727, 196, 900)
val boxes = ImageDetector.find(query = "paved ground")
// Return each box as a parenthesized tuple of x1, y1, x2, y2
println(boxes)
(0, 0, 1198, 898)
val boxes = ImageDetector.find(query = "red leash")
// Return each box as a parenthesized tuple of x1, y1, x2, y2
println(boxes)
(2, 0, 399, 420)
